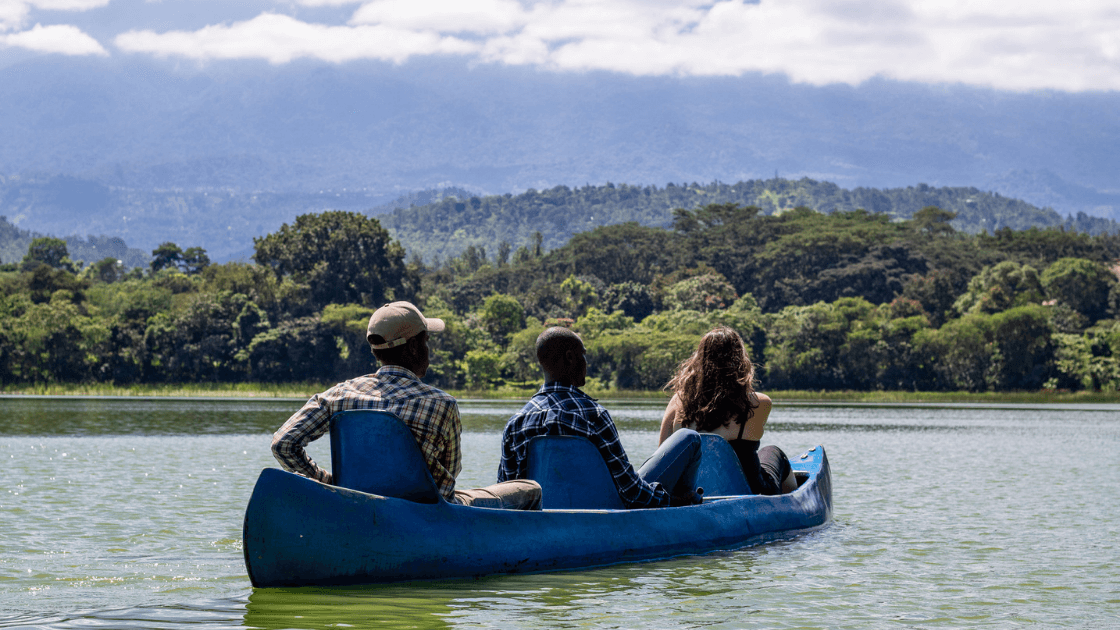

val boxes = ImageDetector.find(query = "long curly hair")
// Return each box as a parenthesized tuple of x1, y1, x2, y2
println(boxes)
(665, 327, 758, 433)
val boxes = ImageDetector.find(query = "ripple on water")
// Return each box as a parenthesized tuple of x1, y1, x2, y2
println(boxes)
(2, 400, 1119, 629)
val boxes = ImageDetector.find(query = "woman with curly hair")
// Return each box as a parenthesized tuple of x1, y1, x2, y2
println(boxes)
(659, 326, 797, 495)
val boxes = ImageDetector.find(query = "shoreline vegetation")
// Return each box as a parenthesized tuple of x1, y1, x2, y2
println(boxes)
(4, 205, 1120, 397)
(3, 382, 1119, 404)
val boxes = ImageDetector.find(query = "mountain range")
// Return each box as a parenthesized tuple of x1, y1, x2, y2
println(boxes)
(2, 56, 1119, 261)
(378, 179, 1120, 263)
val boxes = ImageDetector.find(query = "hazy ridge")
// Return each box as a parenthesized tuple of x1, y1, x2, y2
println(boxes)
(0, 215, 148, 268)
(3, 57, 1120, 251)
(4, 57, 1120, 262)
(379, 179, 1120, 262)
(4, 174, 1119, 267)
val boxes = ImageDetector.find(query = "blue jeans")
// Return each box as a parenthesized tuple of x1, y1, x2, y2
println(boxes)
(637, 428, 702, 497)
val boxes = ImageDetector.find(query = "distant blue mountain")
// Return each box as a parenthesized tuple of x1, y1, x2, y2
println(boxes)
(0, 173, 390, 262)
(2, 56, 1118, 257)
(986, 170, 1120, 221)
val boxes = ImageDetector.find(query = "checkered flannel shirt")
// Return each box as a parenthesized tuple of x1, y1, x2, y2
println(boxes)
(497, 382, 670, 509)
(271, 365, 462, 501)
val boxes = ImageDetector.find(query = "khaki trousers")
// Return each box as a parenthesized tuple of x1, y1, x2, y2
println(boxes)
(453, 479, 542, 510)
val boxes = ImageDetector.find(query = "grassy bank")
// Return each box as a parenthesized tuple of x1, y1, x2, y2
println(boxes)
(0, 382, 330, 398)
(2, 382, 1119, 404)
(769, 389, 1120, 404)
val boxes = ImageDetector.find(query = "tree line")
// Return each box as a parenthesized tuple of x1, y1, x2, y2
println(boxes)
(379, 179, 1120, 264)
(2, 205, 1119, 393)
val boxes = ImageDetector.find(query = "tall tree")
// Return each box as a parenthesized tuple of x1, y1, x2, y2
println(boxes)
(478, 293, 525, 346)
(183, 247, 211, 275)
(954, 261, 1044, 315)
(253, 211, 415, 309)
(87, 257, 125, 284)
(911, 206, 958, 236)
(547, 222, 681, 286)
(1041, 258, 1116, 323)
(22, 237, 74, 272)
(150, 242, 184, 273)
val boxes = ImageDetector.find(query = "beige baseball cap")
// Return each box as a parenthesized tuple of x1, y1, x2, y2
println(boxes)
(367, 301, 445, 349)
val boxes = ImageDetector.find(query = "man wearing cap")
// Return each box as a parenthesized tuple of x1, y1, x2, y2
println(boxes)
(271, 301, 541, 510)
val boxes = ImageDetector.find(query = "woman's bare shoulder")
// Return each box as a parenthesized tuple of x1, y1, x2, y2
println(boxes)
(750, 392, 773, 423)
(668, 394, 691, 427)
(659, 393, 686, 443)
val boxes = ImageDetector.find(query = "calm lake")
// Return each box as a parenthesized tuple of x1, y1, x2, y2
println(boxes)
(1, 396, 1118, 629)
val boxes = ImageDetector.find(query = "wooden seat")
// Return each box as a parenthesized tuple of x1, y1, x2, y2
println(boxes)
(694, 433, 753, 496)
(329, 409, 443, 503)
(525, 435, 625, 509)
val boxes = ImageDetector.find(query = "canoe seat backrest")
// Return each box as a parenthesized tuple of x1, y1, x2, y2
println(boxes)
(329, 409, 443, 503)
(694, 433, 753, 496)
(525, 435, 625, 510)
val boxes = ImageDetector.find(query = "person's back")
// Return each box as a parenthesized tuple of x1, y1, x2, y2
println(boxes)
(273, 301, 540, 509)
(273, 364, 461, 496)
(660, 326, 796, 496)
(499, 327, 703, 509)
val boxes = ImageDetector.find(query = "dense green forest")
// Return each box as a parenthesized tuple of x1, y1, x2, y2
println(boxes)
(2, 205, 1119, 393)
(379, 179, 1120, 263)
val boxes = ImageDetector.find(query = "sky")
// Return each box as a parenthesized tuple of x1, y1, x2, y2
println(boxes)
(1, 0, 1118, 93)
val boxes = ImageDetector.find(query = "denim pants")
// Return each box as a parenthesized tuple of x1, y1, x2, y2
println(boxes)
(637, 428, 702, 497)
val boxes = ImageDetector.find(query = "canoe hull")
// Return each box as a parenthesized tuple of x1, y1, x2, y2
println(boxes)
(243, 445, 832, 587)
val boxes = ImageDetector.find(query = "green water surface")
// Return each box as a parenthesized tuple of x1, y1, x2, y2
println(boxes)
(1, 397, 1118, 629)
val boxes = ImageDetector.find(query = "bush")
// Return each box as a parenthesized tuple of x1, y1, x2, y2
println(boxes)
(1041, 257, 1115, 324)
(463, 349, 502, 388)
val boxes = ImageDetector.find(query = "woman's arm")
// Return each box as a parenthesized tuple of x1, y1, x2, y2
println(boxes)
(741, 393, 772, 441)
(658, 394, 682, 444)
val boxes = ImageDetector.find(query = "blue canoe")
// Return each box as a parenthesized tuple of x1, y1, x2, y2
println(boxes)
(243, 410, 832, 587)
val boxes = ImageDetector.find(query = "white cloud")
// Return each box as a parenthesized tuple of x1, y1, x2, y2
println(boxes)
(115, 12, 477, 64)
(350, 0, 526, 34)
(31, 0, 109, 9)
(1, 22, 107, 54)
(0, 3, 30, 33)
(292, 0, 363, 6)
(109, 0, 1120, 92)
(0, 0, 109, 32)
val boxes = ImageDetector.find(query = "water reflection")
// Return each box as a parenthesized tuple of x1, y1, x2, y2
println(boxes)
(0, 397, 672, 436)
(3, 398, 1120, 630)
(246, 586, 458, 630)
(6, 396, 1116, 438)
(243, 552, 759, 630)
(31, 599, 247, 629)
(0, 397, 296, 436)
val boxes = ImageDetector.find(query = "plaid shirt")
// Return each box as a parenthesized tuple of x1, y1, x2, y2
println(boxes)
(271, 366, 462, 501)
(498, 382, 670, 509)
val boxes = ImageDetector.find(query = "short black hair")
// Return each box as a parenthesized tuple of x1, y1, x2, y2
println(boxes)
(536, 327, 582, 366)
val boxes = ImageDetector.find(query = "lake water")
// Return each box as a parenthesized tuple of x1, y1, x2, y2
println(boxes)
(1, 396, 1118, 629)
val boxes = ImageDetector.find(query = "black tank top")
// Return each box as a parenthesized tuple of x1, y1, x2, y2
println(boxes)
(727, 418, 778, 495)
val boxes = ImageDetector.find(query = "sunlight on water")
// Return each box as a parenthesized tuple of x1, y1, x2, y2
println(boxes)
(1, 398, 1118, 629)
